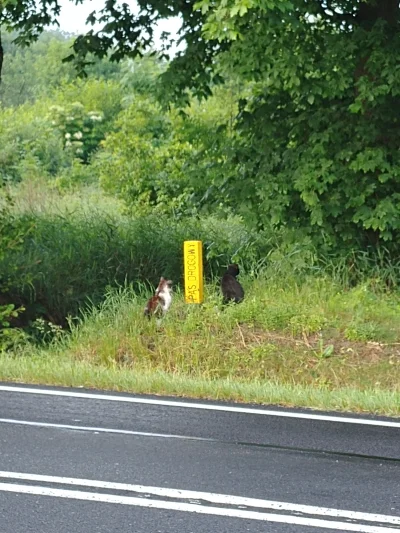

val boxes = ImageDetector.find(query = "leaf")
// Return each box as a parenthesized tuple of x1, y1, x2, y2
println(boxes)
(322, 344, 334, 358)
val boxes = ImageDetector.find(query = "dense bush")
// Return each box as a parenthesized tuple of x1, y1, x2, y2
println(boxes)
(97, 86, 238, 217)
(0, 210, 273, 326)
(0, 102, 65, 183)
(0, 78, 124, 187)
(0, 186, 33, 349)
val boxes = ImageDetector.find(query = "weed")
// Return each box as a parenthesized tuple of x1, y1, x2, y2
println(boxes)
(5, 282, 398, 394)
(313, 336, 335, 359)
(344, 322, 382, 342)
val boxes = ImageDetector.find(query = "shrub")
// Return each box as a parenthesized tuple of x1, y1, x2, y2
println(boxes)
(3, 196, 400, 330)
(0, 185, 32, 349)
(0, 209, 271, 325)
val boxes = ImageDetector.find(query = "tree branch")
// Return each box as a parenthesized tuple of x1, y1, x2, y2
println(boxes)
(315, 0, 355, 25)
(356, 0, 399, 27)
(0, 29, 3, 85)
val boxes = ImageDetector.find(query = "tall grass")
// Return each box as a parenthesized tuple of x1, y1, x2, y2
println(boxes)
(4, 279, 400, 414)
(2, 186, 400, 412)
(0, 206, 272, 324)
(3, 184, 400, 328)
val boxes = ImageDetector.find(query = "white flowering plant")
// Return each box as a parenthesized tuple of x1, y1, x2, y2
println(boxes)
(49, 103, 104, 163)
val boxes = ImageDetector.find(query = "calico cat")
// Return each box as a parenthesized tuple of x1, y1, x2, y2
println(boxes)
(144, 277, 173, 319)
(221, 264, 244, 304)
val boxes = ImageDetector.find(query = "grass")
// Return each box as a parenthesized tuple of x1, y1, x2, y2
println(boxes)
(5, 179, 400, 327)
(2, 181, 400, 415)
(1, 187, 272, 324)
(2, 277, 400, 416)
(10, 179, 124, 217)
(1, 355, 400, 415)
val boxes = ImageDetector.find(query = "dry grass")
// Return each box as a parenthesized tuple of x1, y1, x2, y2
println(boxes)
(5, 278, 399, 400)
(10, 179, 123, 216)
(2, 275, 400, 415)
(64, 281, 400, 392)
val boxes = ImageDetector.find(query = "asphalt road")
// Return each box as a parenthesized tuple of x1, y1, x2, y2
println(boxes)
(0, 383, 399, 533)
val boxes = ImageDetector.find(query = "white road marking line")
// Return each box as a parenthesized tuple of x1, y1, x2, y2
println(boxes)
(0, 385, 399, 428)
(0, 418, 215, 442)
(0, 483, 398, 533)
(0, 471, 399, 526)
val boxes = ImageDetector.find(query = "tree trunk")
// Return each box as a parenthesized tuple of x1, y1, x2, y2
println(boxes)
(0, 29, 3, 85)
(356, 0, 399, 28)
(354, 0, 399, 89)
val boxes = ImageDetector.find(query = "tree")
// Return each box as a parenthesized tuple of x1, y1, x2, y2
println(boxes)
(96, 85, 237, 217)
(0, 28, 123, 106)
(0, 0, 226, 101)
(0, 30, 76, 105)
(200, 1, 400, 249)
(1, 1, 400, 250)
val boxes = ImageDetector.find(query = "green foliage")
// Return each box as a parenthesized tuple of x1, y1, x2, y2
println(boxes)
(49, 79, 123, 164)
(0, 31, 76, 106)
(3, 2, 400, 252)
(0, 302, 27, 352)
(195, 3, 400, 250)
(98, 85, 239, 216)
(0, 184, 31, 350)
(120, 55, 166, 97)
(194, 0, 293, 41)
(0, 77, 123, 187)
(4, 191, 400, 332)
(28, 317, 64, 345)
(0, 207, 268, 325)
(0, 1, 226, 104)
(0, 187, 32, 287)
(289, 313, 328, 337)
(0, 29, 123, 107)
(0, 101, 64, 183)
(344, 322, 382, 342)
(1, 1, 400, 311)
(50, 102, 104, 163)
(54, 78, 124, 121)
(97, 96, 179, 214)
(54, 158, 95, 191)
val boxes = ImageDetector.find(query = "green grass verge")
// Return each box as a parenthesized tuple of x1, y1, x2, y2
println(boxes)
(0, 353, 399, 416)
(2, 278, 400, 416)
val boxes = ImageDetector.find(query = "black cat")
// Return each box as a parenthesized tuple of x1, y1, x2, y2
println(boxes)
(221, 264, 244, 304)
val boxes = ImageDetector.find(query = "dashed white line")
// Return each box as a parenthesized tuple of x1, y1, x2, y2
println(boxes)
(0, 385, 399, 428)
(0, 418, 215, 441)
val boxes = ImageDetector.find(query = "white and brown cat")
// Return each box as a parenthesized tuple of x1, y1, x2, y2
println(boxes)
(144, 277, 173, 319)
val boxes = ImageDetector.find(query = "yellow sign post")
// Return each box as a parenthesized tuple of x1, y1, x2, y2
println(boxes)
(183, 240, 204, 304)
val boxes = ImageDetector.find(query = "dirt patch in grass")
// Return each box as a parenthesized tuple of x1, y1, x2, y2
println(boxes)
(231, 325, 400, 390)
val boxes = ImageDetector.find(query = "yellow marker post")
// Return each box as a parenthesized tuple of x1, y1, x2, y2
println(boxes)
(183, 240, 204, 304)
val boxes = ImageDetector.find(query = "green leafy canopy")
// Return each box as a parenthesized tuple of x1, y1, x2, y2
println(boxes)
(1, 1, 400, 251)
